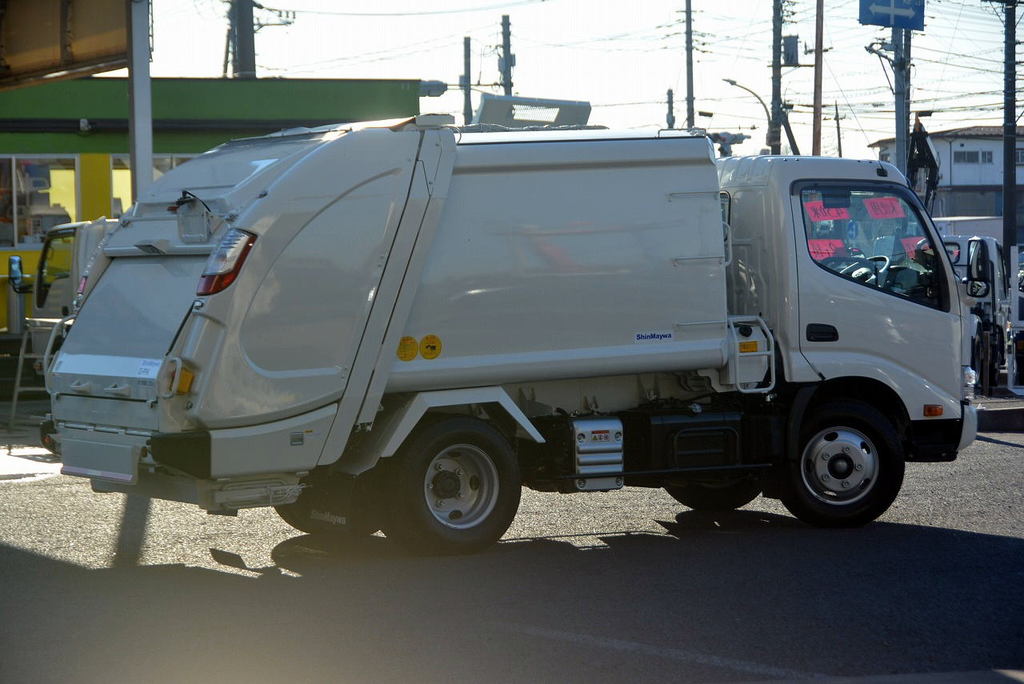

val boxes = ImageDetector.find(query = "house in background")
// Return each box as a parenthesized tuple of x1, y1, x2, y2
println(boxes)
(870, 126, 1024, 238)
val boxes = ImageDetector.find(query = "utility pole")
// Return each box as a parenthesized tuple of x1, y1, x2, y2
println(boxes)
(892, 26, 910, 176)
(500, 15, 514, 96)
(1004, 0, 1017, 262)
(811, 0, 824, 155)
(667, 89, 676, 129)
(232, 0, 256, 79)
(984, 0, 1018, 265)
(769, 0, 783, 154)
(684, 0, 694, 128)
(834, 102, 843, 157)
(462, 37, 473, 125)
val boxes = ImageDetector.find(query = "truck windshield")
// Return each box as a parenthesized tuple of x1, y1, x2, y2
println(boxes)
(800, 185, 945, 309)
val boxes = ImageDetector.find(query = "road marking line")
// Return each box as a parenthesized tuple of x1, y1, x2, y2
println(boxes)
(500, 622, 826, 680)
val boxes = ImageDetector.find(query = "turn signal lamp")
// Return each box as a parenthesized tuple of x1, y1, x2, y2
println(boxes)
(175, 366, 195, 395)
(197, 228, 256, 296)
(923, 405, 944, 417)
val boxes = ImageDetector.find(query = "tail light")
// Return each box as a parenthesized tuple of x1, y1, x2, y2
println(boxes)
(197, 228, 256, 296)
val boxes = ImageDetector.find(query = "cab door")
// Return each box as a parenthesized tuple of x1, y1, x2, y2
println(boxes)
(793, 182, 964, 416)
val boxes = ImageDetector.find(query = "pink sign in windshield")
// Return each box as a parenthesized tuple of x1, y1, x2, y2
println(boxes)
(804, 200, 850, 222)
(864, 196, 905, 219)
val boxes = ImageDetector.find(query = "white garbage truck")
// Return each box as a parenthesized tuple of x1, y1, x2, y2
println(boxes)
(44, 116, 980, 553)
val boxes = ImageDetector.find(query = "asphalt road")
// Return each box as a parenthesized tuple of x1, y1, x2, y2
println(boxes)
(0, 430, 1021, 684)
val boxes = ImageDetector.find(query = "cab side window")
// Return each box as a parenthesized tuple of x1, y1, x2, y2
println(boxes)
(37, 232, 74, 309)
(801, 187, 944, 309)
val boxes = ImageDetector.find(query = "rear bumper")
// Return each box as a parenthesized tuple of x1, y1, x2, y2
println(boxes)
(56, 403, 339, 510)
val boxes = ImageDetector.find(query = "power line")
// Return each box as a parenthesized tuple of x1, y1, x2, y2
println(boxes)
(267, 0, 554, 17)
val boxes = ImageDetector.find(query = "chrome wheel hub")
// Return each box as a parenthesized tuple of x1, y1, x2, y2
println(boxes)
(800, 426, 878, 505)
(423, 444, 498, 529)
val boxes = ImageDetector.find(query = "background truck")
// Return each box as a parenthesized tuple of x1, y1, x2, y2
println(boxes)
(43, 117, 979, 554)
(5, 218, 115, 415)
(941, 234, 1009, 393)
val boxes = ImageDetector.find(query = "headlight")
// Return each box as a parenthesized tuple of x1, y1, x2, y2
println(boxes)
(963, 366, 978, 402)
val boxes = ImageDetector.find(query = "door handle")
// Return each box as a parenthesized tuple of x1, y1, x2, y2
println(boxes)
(806, 324, 839, 342)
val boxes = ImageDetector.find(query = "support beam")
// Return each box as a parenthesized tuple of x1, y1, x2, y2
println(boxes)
(127, 0, 152, 204)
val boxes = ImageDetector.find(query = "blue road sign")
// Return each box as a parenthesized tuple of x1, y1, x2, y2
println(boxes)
(859, 0, 925, 31)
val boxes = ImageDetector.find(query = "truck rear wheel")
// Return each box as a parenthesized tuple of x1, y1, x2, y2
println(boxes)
(663, 477, 761, 512)
(781, 400, 905, 527)
(382, 417, 521, 555)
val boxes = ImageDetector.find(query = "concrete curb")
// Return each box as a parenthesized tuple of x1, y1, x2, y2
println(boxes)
(977, 407, 1024, 433)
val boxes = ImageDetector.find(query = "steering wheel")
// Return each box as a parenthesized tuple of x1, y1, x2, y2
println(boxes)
(839, 255, 890, 284)
(865, 254, 890, 282)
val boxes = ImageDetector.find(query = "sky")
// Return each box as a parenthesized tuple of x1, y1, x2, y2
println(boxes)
(116, 0, 1017, 161)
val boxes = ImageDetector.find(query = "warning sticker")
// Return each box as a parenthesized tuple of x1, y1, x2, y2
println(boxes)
(397, 336, 418, 362)
(419, 334, 443, 360)
(863, 196, 905, 219)
(804, 200, 850, 222)
(137, 359, 162, 379)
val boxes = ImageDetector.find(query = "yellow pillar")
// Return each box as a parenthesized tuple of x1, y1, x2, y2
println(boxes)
(79, 153, 112, 221)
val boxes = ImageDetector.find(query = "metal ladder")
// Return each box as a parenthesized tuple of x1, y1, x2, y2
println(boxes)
(8, 318, 56, 430)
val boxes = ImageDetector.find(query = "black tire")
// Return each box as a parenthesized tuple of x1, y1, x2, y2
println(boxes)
(664, 477, 761, 512)
(381, 417, 521, 555)
(274, 473, 382, 537)
(781, 400, 905, 528)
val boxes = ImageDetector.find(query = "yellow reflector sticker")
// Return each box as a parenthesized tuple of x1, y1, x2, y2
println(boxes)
(420, 334, 443, 360)
(397, 336, 418, 362)
(738, 341, 758, 353)
(175, 367, 195, 395)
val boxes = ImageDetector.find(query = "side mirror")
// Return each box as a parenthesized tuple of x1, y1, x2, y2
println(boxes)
(7, 255, 32, 294)
(968, 239, 992, 283)
(966, 280, 991, 298)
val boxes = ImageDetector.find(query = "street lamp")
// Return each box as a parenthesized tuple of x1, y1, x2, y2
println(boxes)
(722, 78, 777, 154)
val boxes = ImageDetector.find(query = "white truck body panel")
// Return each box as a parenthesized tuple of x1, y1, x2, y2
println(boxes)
(932, 216, 1003, 242)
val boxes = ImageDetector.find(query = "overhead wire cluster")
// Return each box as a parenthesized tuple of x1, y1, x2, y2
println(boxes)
(194, 0, 1014, 156)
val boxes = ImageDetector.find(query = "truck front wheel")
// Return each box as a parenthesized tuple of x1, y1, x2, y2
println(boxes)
(781, 400, 905, 527)
(382, 417, 521, 555)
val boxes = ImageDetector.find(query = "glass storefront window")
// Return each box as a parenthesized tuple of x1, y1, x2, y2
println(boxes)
(111, 155, 195, 217)
(0, 157, 78, 247)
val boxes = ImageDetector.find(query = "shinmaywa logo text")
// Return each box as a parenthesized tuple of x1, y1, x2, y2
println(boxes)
(635, 332, 673, 342)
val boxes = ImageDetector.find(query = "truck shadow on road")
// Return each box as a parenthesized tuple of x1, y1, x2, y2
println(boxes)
(2, 511, 1022, 683)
